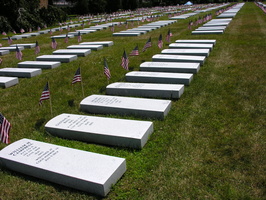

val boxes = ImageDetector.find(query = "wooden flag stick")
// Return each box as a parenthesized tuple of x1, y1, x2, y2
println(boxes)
(48, 81, 53, 117)
(80, 67, 85, 97)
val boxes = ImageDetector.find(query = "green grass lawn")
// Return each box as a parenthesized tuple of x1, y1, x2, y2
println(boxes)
(0, 2, 265, 199)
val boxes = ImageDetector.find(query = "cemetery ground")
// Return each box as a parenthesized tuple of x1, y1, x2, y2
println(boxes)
(0, 2, 265, 199)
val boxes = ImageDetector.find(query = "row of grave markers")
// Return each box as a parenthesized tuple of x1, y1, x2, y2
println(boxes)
(0, 38, 216, 197)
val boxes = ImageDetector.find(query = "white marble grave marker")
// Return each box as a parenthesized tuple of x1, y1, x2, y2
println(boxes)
(0, 77, 19, 88)
(0, 68, 42, 78)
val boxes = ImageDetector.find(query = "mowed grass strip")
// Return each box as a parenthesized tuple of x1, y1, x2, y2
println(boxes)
(0, 3, 265, 200)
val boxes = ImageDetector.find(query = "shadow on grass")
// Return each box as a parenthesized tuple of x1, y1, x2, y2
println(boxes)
(34, 118, 46, 130)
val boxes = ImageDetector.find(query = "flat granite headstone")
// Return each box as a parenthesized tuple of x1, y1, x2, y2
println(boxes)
(106, 82, 184, 99)
(2, 36, 22, 40)
(53, 49, 91, 57)
(0, 46, 24, 52)
(126, 71, 193, 86)
(152, 54, 205, 65)
(10, 43, 35, 49)
(51, 35, 75, 39)
(80, 94, 171, 119)
(191, 30, 224, 35)
(45, 113, 153, 149)
(18, 61, 61, 69)
(0, 68, 42, 78)
(0, 77, 19, 88)
(175, 40, 216, 45)
(161, 49, 210, 56)
(67, 45, 103, 51)
(0, 50, 9, 55)
(0, 138, 126, 197)
(79, 41, 114, 47)
(140, 62, 200, 73)
(36, 55, 77, 63)
(196, 26, 226, 30)
(113, 32, 141, 37)
(169, 43, 214, 50)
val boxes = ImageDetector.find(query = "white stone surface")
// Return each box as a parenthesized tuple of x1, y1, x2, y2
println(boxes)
(169, 43, 214, 50)
(79, 41, 114, 47)
(113, 32, 141, 36)
(140, 62, 200, 73)
(10, 43, 36, 49)
(51, 34, 74, 39)
(80, 94, 171, 119)
(0, 138, 126, 197)
(161, 49, 210, 56)
(126, 71, 193, 86)
(152, 54, 205, 65)
(175, 40, 216, 45)
(192, 30, 224, 35)
(0, 68, 42, 78)
(67, 45, 103, 51)
(18, 61, 61, 69)
(0, 76, 19, 88)
(36, 55, 77, 63)
(0, 46, 24, 52)
(53, 49, 91, 57)
(106, 82, 184, 99)
(0, 50, 9, 55)
(45, 113, 153, 149)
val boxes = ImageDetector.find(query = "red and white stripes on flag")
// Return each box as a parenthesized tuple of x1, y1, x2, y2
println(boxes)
(129, 45, 139, 56)
(72, 67, 82, 84)
(110, 24, 114, 32)
(35, 41, 40, 54)
(166, 29, 172, 43)
(121, 50, 129, 70)
(0, 113, 11, 144)
(65, 34, 69, 43)
(104, 58, 111, 80)
(8, 36, 13, 45)
(39, 82, 50, 105)
(51, 38, 57, 49)
(158, 34, 163, 49)
(15, 45, 23, 60)
(142, 37, 152, 52)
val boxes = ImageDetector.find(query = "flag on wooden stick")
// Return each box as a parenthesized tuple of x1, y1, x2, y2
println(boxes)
(166, 29, 172, 43)
(65, 34, 69, 43)
(72, 67, 82, 84)
(15, 45, 23, 60)
(104, 58, 111, 80)
(129, 45, 139, 56)
(0, 113, 11, 144)
(158, 34, 163, 49)
(35, 41, 40, 54)
(77, 32, 82, 43)
(121, 50, 129, 70)
(51, 38, 57, 49)
(39, 82, 50, 105)
(142, 37, 152, 52)
(8, 36, 13, 45)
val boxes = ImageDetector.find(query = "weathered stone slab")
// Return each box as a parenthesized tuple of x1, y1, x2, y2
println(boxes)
(67, 45, 103, 51)
(79, 41, 114, 47)
(0, 138, 126, 197)
(113, 32, 141, 36)
(192, 30, 224, 35)
(38, 30, 49, 34)
(28, 32, 40, 36)
(2, 36, 22, 40)
(140, 62, 200, 73)
(106, 82, 184, 99)
(53, 49, 91, 57)
(10, 43, 36, 49)
(45, 113, 153, 149)
(0, 68, 42, 78)
(36, 55, 77, 63)
(51, 34, 75, 39)
(126, 71, 193, 86)
(203, 22, 230, 27)
(18, 61, 61, 69)
(0, 50, 9, 55)
(152, 54, 205, 65)
(120, 30, 146, 35)
(20, 34, 32, 38)
(67, 31, 88, 36)
(196, 26, 227, 30)
(169, 43, 214, 50)
(161, 49, 210, 56)
(0, 46, 24, 52)
(0, 77, 19, 88)
(80, 94, 171, 119)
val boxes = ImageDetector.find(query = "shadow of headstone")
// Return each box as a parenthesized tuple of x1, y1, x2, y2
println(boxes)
(35, 118, 46, 130)
(68, 99, 75, 107)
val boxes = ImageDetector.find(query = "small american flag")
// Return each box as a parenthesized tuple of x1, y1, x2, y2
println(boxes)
(39, 82, 50, 105)
(166, 29, 172, 43)
(15, 45, 23, 60)
(49, 29, 53, 35)
(142, 37, 152, 52)
(2, 32, 7, 35)
(0, 113, 11, 144)
(20, 28, 25, 33)
(110, 24, 114, 32)
(29, 28, 32, 32)
(38, 26, 41, 31)
(65, 34, 69, 43)
(77, 32, 82, 43)
(35, 41, 40, 54)
(158, 34, 163, 49)
(104, 58, 111, 80)
(121, 50, 129, 70)
(51, 38, 57, 49)
(72, 67, 82, 84)
(129, 45, 139, 56)
(67, 25, 70, 31)
(13, 30, 16, 34)
(8, 36, 13, 45)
